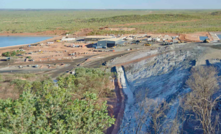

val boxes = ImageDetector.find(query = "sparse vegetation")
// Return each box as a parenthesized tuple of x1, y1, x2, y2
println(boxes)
(2, 50, 24, 57)
(57, 67, 114, 98)
(0, 10, 221, 34)
(10, 79, 32, 93)
(0, 73, 51, 99)
(182, 66, 221, 134)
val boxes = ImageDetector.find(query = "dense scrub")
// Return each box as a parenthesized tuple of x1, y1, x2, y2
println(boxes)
(211, 11, 221, 15)
(0, 68, 115, 133)
(0, 84, 114, 133)
(85, 14, 200, 23)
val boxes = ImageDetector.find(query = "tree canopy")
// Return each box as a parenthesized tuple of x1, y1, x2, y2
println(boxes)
(0, 68, 115, 133)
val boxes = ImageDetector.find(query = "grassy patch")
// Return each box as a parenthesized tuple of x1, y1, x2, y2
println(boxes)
(0, 10, 220, 34)
(84, 14, 200, 23)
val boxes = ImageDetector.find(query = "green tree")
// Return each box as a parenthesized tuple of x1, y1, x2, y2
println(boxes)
(26, 56, 31, 59)
(0, 82, 115, 133)
(11, 51, 17, 56)
(32, 81, 42, 92)
(2, 52, 10, 57)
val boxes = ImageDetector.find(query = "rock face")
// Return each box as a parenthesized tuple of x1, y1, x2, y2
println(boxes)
(116, 67, 134, 113)
(118, 45, 206, 133)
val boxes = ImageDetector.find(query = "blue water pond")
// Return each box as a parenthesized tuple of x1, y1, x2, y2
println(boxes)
(0, 36, 53, 47)
(199, 36, 208, 41)
(217, 34, 221, 40)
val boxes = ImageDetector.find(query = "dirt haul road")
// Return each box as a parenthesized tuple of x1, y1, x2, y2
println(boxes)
(0, 56, 92, 79)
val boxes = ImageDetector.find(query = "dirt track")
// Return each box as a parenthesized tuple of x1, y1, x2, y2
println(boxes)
(82, 52, 130, 68)
(0, 51, 130, 79)
(49, 56, 91, 78)
(106, 79, 125, 134)
(0, 56, 92, 78)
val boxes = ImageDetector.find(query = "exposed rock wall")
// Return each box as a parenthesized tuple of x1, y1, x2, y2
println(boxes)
(118, 45, 206, 133)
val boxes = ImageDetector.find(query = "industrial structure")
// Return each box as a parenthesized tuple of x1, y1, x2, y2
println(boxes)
(61, 37, 76, 42)
(96, 38, 124, 49)
(84, 36, 114, 42)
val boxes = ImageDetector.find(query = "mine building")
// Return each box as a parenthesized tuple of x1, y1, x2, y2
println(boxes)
(84, 36, 114, 42)
(96, 38, 124, 49)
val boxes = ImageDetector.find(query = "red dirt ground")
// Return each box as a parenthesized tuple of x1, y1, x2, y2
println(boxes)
(103, 28, 136, 31)
(106, 79, 125, 134)
(179, 32, 213, 42)
(74, 28, 93, 36)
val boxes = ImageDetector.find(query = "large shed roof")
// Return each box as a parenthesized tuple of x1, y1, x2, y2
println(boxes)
(99, 38, 123, 42)
(84, 36, 113, 39)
